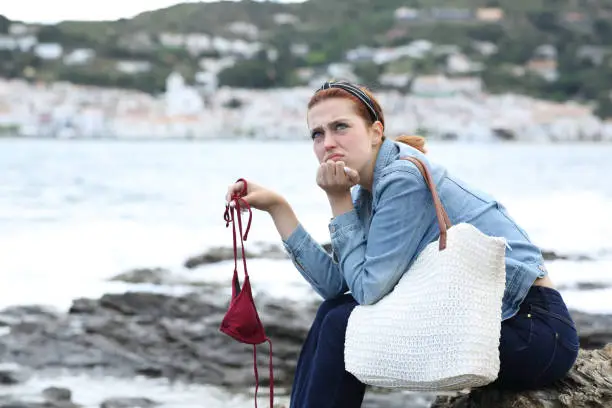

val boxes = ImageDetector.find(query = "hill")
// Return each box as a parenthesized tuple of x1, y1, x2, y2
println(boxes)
(1, 0, 612, 116)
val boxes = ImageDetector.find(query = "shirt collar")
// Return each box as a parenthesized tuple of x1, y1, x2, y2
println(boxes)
(372, 137, 398, 192)
(354, 137, 398, 202)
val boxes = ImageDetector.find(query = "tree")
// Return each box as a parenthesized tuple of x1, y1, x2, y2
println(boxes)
(354, 61, 382, 86)
(594, 19, 612, 44)
(595, 94, 612, 119)
(0, 15, 10, 34)
(218, 59, 277, 88)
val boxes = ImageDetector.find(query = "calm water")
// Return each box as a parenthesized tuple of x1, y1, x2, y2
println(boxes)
(0, 138, 611, 311)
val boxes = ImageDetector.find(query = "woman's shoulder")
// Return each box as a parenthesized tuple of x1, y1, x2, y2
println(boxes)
(373, 141, 450, 199)
(380, 142, 437, 179)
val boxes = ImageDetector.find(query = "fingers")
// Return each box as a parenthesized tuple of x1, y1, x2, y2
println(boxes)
(225, 179, 247, 203)
(318, 161, 335, 186)
(345, 167, 360, 184)
(325, 160, 338, 184)
(317, 160, 359, 192)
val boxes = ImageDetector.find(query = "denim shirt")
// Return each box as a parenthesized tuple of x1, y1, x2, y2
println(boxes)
(282, 138, 546, 321)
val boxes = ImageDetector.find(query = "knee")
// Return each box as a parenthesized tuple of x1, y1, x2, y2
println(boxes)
(319, 302, 356, 340)
(313, 295, 353, 324)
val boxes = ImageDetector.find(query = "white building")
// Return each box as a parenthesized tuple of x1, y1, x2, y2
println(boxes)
(394, 7, 420, 21)
(164, 72, 204, 117)
(273, 13, 299, 25)
(380, 73, 411, 88)
(185, 34, 213, 55)
(227, 22, 259, 39)
(115, 61, 152, 74)
(0, 35, 16, 50)
(199, 57, 236, 74)
(411, 75, 483, 96)
(291, 43, 310, 57)
(159, 33, 186, 48)
(195, 71, 219, 95)
(446, 53, 484, 74)
(9, 24, 30, 36)
(34, 43, 63, 60)
(64, 49, 96, 66)
(16, 35, 37, 52)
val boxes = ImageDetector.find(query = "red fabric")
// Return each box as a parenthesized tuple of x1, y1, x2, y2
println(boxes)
(221, 178, 274, 408)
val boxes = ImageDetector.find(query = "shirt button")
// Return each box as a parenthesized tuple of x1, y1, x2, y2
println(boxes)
(329, 225, 336, 233)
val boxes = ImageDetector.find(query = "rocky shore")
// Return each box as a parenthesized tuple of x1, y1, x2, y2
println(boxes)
(1, 277, 611, 407)
(0, 244, 610, 407)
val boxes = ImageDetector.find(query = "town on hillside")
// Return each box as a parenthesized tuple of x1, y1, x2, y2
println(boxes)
(1, 1, 612, 141)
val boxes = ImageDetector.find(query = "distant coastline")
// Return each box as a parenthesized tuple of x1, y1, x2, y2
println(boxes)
(2, 75, 612, 143)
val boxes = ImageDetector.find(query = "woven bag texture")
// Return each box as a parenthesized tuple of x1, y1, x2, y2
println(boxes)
(344, 222, 507, 391)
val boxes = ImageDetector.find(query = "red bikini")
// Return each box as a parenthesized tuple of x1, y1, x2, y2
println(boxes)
(221, 178, 274, 408)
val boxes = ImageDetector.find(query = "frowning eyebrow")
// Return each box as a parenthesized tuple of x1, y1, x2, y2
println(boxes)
(309, 117, 351, 136)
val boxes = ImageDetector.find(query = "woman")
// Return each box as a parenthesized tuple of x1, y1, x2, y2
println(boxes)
(225, 80, 580, 407)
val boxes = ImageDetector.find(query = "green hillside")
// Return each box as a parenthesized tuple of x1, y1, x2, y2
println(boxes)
(2, 0, 612, 116)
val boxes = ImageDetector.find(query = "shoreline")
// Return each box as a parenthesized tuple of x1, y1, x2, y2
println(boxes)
(2, 135, 612, 145)
(1, 280, 610, 408)
(2, 78, 612, 142)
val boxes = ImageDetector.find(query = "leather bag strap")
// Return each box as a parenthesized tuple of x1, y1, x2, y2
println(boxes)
(401, 156, 452, 250)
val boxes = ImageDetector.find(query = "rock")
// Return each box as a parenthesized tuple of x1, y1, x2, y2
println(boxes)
(0, 363, 30, 385)
(183, 243, 288, 269)
(0, 290, 306, 388)
(0, 306, 60, 327)
(557, 282, 612, 291)
(42, 387, 72, 403)
(100, 397, 158, 408)
(492, 128, 517, 141)
(431, 344, 612, 408)
(362, 390, 436, 407)
(108, 268, 231, 289)
(108, 268, 173, 285)
(0, 386, 80, 408)
(184, 247, 255, 268)
(571, 311, 612, 349)
(0, 402, 43, 408)
(541, 250, 594, 261)
(0, 290, 610, 407)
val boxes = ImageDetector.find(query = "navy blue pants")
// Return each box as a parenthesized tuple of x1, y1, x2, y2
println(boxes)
(289, 286, 579, 408)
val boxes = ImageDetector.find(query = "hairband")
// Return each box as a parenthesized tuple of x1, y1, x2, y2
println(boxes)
(317, 80, 379, 123)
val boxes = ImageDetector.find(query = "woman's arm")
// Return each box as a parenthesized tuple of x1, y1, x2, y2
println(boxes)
(328, 167, 434, 305)
(272, 199, 349, 299)
(225, 178, 348, 300)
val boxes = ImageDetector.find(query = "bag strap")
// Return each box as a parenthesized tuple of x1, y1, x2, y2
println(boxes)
(401, 156, 452, 251)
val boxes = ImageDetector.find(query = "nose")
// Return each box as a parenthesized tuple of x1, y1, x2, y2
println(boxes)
(323, 132, 336, 150)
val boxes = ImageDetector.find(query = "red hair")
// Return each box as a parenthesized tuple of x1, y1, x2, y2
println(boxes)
(308, 85, 427, 154)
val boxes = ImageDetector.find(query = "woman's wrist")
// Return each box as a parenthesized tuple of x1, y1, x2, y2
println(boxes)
(268, 197, 299, 240)
(327, 192, 354, 218)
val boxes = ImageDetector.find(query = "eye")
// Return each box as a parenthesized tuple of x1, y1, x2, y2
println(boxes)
(335, 122, 348, 131)
(311, 130, 323, 140)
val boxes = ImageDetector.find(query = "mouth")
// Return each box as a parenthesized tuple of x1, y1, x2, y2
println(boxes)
(326, 154, 344, 161)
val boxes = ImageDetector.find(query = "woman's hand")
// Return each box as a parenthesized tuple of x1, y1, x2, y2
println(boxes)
(225, 179, 284, 213)
(316, 160, 360, 197)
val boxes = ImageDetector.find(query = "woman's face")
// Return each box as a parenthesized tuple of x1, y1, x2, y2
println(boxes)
(307, 98, 382, 172)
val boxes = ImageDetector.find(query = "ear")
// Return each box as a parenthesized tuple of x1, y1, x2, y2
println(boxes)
(370, 121, 384, 146)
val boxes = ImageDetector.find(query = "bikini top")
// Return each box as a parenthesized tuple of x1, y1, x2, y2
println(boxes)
(221, 178, 274, 408)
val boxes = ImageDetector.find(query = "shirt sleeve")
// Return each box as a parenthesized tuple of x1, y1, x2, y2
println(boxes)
(282, 223, 349, 300)
(328, 167, 435, 305)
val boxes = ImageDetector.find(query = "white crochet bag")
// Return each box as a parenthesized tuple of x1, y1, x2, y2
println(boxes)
(344, 157, 507, 391)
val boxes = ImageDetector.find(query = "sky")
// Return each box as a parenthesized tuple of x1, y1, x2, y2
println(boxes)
(2, 0, 305, 24)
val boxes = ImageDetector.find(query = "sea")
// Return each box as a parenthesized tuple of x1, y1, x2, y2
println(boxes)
(1, 138, 611, 407)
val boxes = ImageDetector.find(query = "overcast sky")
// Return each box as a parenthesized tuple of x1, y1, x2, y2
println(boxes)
(2, 0, 305, 24)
